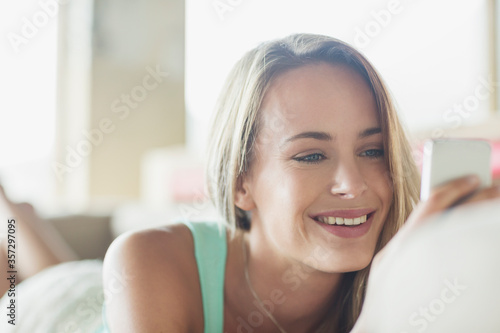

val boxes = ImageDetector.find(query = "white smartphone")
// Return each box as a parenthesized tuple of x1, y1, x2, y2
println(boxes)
(420, 139, 492, 201)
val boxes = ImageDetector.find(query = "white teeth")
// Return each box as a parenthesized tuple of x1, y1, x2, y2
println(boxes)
(317, 214, 369, 226)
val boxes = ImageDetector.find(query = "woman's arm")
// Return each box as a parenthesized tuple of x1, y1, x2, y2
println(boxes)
(102, 225, 203, 332)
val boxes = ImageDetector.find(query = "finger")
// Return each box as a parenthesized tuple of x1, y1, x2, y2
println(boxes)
(424, 175, 480, 215)
(374, 177, 488, 268)
(460, 185, 500, 206)
(379, 177, 480, 256)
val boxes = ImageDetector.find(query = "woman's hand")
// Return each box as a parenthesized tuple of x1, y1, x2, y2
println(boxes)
(406, 175, 498, 228)
(351, 175, 500, 333)
(378, 175, 499, 262)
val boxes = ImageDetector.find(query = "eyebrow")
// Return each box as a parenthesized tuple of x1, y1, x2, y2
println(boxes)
(280, 127, 382, 147)
(358, 127, 382, 139)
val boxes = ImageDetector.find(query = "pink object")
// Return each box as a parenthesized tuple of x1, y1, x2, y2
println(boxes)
(491, 140, 500, 180)
(169, 167, 206, 202)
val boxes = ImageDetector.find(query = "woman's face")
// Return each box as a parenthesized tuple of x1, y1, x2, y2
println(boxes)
(237, 62, 393, 273)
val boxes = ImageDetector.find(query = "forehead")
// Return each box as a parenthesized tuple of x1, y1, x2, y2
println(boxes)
(259, 62, 379, 135)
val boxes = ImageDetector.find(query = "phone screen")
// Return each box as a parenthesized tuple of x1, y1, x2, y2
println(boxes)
(420, 139, 492, 201)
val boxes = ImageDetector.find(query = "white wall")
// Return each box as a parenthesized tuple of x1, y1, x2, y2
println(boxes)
(186, 0, 492, 158)
(0, 1, 58, 209)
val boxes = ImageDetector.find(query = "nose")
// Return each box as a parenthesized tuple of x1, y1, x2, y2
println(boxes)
(330, 159, 368, 199)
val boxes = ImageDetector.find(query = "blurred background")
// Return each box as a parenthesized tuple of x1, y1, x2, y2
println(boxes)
(0, 0, 499, 260)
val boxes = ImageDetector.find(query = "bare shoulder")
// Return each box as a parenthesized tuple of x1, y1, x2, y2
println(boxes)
(102, 223, 203, 332)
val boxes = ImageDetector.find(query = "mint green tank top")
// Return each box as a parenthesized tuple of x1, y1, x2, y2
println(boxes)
(184, 220, 227, 332)
(98, 221, 227, 332)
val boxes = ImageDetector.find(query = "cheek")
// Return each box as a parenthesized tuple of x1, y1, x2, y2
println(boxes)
(251, 161, 315, 227)
(363, 162, 393, 202)
(269, 168, 312, 213)
(363, 164, 394, 244)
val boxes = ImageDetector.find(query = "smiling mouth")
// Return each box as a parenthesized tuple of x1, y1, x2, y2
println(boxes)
(313, 212, 374, 226)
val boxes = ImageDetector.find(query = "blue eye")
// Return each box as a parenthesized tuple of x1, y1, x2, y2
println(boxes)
(361, 149, 384, 159)
(294, 153, 325, 164)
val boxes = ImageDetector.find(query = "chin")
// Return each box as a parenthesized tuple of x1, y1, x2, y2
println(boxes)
(347, 261, 372, 273)
(322, 252, 374, 273)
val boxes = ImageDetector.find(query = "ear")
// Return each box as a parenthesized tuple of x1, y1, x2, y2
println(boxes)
(234, 174, 256, 211)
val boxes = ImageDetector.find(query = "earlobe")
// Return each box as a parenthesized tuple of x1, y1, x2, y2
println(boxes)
(234, 176, 256, 211)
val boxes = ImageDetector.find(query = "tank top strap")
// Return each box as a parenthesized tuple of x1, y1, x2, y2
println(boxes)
(183, 220, 227, 333)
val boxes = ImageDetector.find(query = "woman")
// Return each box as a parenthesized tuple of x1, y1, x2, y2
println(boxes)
(102, 33, 500, 332)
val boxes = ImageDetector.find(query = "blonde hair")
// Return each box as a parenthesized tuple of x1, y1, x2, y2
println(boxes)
(205, 33, 420, 331)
